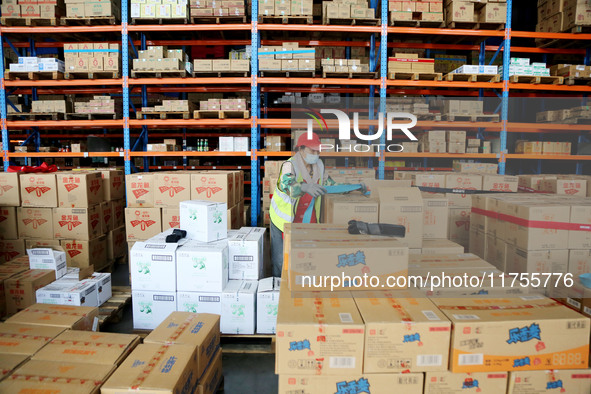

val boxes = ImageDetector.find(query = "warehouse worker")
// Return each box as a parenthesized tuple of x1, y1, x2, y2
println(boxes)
(269, 132, 334, 277)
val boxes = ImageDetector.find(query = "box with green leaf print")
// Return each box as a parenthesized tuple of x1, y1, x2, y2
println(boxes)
(176, 240, 228, 293)
(180, 200, 227, 242)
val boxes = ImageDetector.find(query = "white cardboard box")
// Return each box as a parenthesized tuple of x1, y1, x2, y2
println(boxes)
(88, 273, 112, 306)
(27, 248, 67, 279)
(176, 240, 229, 292)
(180, 200, 227, 242)
(256, 277, 281, 334)
(130, 241, 178, 292)
(176, 291, 222, 315)
(132, 290, 177, 330)
(221, 280, 258, 334)
(233, 137, 249, 152)
(228, 227, 265, 280)
(36, 280, 99, 307)
(219, 137, 234, 152)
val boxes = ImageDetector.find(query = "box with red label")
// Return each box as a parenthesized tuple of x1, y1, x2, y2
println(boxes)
(482, 175, 518, 193)
(507, 369, 591, 393)
(126, 173, 154, 208)
(112, 198, 125, 228)
(0, 239, 26, 263)
(25, 239, 61, 250)
(0, 207, 18, 240)
(96, 202, 112, 235)
(16, 207, 54, 239)
(445, 174, 483, 191)
(542, 178, 587, 196)
(99, 169, 125, 201)
(56, 171, 103, 208)
(125, 208, 162, 241)
(0, 172, 21, 206)
(161, 207, 180, 230)
(20, 173, 57, 208)
(424, 371, 508, 394)
(108, 226, 126, 261)
(154, 172, 191, 208)
(5, 269, 56, 316)
(191, 171, 235, 207)
(60, 237, 107, 270)
(53, 206, 101, 241)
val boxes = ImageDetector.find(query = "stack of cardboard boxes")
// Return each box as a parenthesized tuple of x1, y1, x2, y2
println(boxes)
(518, 174, 590, 196)
(551, 63, 591, 78)
(64, 0, 119, 19)
(9, 57, 64, 74)
(515, 140, 572, 155)
(132, 46, 192, 74)
(444, 0, 507, 26)
(388, 53, 435, 74)
(219, 135, 250, 152)
(198, 98, 248, 112)
(390, 0, 443, 23)
(418, 130, 489, 154)
(258, 0, 313, 17)
(74, 95, 117, 115)
(537, 0, 591, 33)
(1, 0, 65, 20)
(499, 57, 552, 77)
(264, 135, 287, 152)
(322, 0, 376, 22)
(30, 99, 71, 114)
(64, 42, 120, 74)
(537, 105, 591, 123)
(140, 99, 196, 113)
(193, 58, 250, 72)
(130, 0, 189, 20)
(322, 58, 371, 73)
(450, 64, 498, 75)
(190, 0, 246, 17)
(258, 42, 316, 72)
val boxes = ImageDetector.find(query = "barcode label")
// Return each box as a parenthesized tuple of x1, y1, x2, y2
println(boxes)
(584, 306, 591, 315)
(417, 354, 442, 367)
(42, 259, 54, 264)
(459, 353, 484, 366)
(453, 314, 480, 320)
(567, 298, 581, 309)
(422, 310, 440, 321)
(339, 313, 353, 323)
(329, 357, 355, 369)
(199, 296, 220, 303)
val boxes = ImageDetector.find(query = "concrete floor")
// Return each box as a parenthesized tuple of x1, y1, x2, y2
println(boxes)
(106, 263, 279, 393)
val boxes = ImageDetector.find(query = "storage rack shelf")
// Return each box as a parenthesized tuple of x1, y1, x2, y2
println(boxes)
(2, 0, 591, 226)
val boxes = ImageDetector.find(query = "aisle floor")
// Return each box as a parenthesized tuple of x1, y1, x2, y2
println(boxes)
(106, 263, 278, 394)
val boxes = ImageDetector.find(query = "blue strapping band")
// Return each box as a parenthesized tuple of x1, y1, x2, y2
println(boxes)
(302, 184, 367, 224)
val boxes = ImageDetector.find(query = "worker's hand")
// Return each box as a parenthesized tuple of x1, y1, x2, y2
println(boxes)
(301, 183, 327, 198)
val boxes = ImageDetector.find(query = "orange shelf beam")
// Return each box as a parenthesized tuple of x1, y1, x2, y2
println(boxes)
(511, 31, 591, 40)
(384, 153, 498, 159)
(4, 79, 123, 87)
(506, 154, 591, 160)
(130, 151, 250, 157)
(1, 26, 121, 34)
(128, 77, 251, 85)
(127, 23, 251, 32)
(258, 77, 381, 86)
(386, 80, 503, 89)
(6, 120, 124, 128)
(8, 152, 122, 158)
(387, 26, 505, 37)
(129, 119, 252, 128)
(509, 83, 591, 92)
(259, 23, 380, 33)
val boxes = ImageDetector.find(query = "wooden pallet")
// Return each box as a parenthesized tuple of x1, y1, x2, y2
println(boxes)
(194, 110, 249, 119)
(65, 71, 119, 79)
(131, 70, 189, 78)
(442, 114, 500, 122)
(98, 285, 132, 329)
(131, 17, 188, 24)
(323, 17, 380, 26)
(446, 21, 504, 30)
(260, 70, 315, 78)
(192, 71, 249, 78)
(0, 17, 58, 26)
(443, 73, 500, 83)
(570, 25, 591, 34)
(7, 112, 64, 120)
(562, 76, 591, 86)
(390, 18, 444, 28)
(259, 15, 313, 24)
(509, 75, 564, 85)
(190, 15, 247, 24)
(562, 117, 591, 125)
(5, 71, 63, 80)
(322, 71, 378, 79)
(60, 16, 118, 25)
(415, 113, 442, 121)
(388, 72, 442, 81)
(65, 112, 117, 120)
(137, 111, 192, 119)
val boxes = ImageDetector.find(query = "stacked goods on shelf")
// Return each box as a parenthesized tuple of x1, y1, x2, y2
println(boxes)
(140, 99, 196, 113)
(130, 0, 189, 20)
(518, 174, 589, 196)
(419, 130, 446, 153)
(537, 0, 591, 32)
(450, 64, 498, 74)
(64, 42, 120, 75)
(132, 46, 192, 74)
(190, 0, 246, 17)
(1, 0, 65, 20)
(8, 57, 64, 73)
(199, 98, 248, 111)
(386, 97, 431, 115)
(64, 0, 119, 19)
(434, 54, 467, 74)
(322, 0, 376, 22)
(258, 0, 313, 17)
(36, 270, 112, 308)
(418, 130, 491, 154)
(322, 58, 370, 74)
(193, 57, 250, 72)
(465, 137, 492, 154)
(219, 137, 250, 152)
(515, 140, 572, 155)
(444, 0, 507, 26)
(537, 105, 591, 124)
(264, 135, 287, 152)
(146, 138, 182, 152)
(258, 43, 316, 72)
(389, 0, 443, 23)
(499, 57, 551, 76)
(74, 96, 118, 115)
(30, 98, 71, 114)
(550, 63, 591, 78)
(388, 53, 435, 74)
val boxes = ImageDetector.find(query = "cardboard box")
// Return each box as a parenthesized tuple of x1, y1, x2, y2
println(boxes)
(20, 173, 57, 208)
(482, 175, 518, 192)
(0, 323, 65, 356)
(257, 277, 280, 334)
(161, 207, 180, 230)
(0, 354, 27, 382)
(5, 269, 56, 315)
(0, 172, 21, 206)
(445, 173, 483, 190)
(27, 246, 67, 278)
(53, 206, 101, 240)
(176, 239, 228, 292)
(144, 312, 220, 379)
(191, 171, 235, 206)
(378, 188, 423, 248)
(354, 290, 451, 373)
(180, 200, 227, 242)
(36, 280, 99, 307)
(176, 291, 222, 315)
(130, 241, 177, 292)
(433, 296, 590, 373)
(125, 207, 162, 241)
(126, 173, 154, 208)
(194, 59, 213, 72)
(99, 169, 124, 201)
(87, 272, 112, 306)
(278, 373, 424, 394)
(323, 194, 379, 226)
(228, 227, 265, 280)
(107, 227, 126, 262)
(425, 371, 508, 394)
(60, 237, 107, 270)
(422, 194, 448, 239)
(543, 178, 587, 196)
(16, 207, 53, 239)
(568, 249, 591, 277)
(212, 59, 231, 71)
(221, 279, 257, 334)
(154, 172, 191, 207)
(422, 238, 465, 255)
(132, 290, 177, 330)
(0, 239, 26, 263)
(112, 198, 125, 228)
(5, 303, 98, 330)
(507, 369, 591, 393)
(505, 245, 568, 275)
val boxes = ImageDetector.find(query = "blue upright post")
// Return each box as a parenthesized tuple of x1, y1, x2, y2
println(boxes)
(0, 34, 8, 171)
(122, 0, 131, 175)
(499, 0, 512, 175)
(378, 0, 387, 180)
(251, 0, 260, 226)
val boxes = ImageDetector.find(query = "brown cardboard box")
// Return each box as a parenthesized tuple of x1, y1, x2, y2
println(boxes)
(265, 136, 286, 152)
(53, 206, 101, 240)
(0, 239, 26, 263)
(479, 3, 507, 23)
(125, 207, 162, 241)
(0, 354, 28, 382)
(16, 207, 54, 239)
(259, 58, 282, 71)
(1, 4, 20, 17)
(191, 171, 235, 206)
(278, 373, 424, 394)
(276, 285, 365, 375)
(445, 173, 482, 190)
(484, 234, 507, 271)
(505, 245, 568, 274)
(425, 371, 508, 394)
(507, 369, 591, 393)
(5, 269, 56, 315)
(194, 349, 223, 394)
(0, 360, 116, 393)
(543, 178, 587, 196)
(144, 312, 220, 379)
(101, 343, 201, 393)
(448, 207, 470, 247)
(323, 194, 379, 225)
(100, 201, 114, 234)
(20, 173, 57, 207)
(103, 55, 119, 71)
(5, 303, 99, 330)
(422, 238, 464, 255)
(468, 228, 486, 259)
(107, 226, 126, 261)
(0, 323, 65, 356)
(0, 172, 21, 206)
(162, 207, 181, 230)
(212, 59, 231, 71)
(60, 236, 107, 270)
(227, 203, 240, 229)
(482, 175, 518, 192)
(354, 290, 451, 373)
(154, 172, 191, 208)
(0, 267, 29, 318)
(112, 198, 125, 228)
(378, 187, 423, 248)
(194, 59, 213, 72)
(422, 193, 448, 239)
(412, 173, 446, 190)
(445, 1, 474, 22)
(230, 59, 249, 72)
(99, 169, 124, 201)
(126, 173, 155, 208)
(0, 207, 18, 240)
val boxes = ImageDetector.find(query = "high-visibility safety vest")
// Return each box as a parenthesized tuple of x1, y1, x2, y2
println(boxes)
(269, 156, 324, 232)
